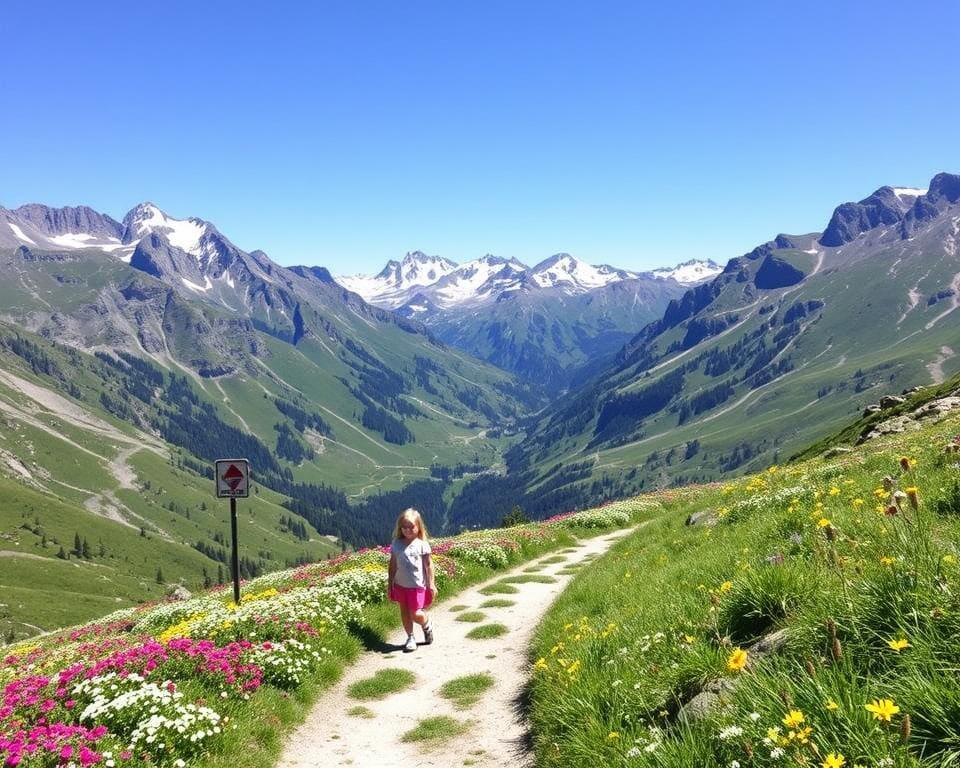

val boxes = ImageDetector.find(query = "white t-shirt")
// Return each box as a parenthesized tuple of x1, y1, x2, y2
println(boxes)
(391, 538, 432, 588)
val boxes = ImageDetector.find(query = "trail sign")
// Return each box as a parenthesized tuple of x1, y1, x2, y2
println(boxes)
(215, 459, 250, 498)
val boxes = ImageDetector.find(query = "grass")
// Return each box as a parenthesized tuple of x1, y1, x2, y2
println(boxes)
(500, 574, 556, 584)
(527, 408, 960, 767)
(346, 667, 416, 700)
(346, 705, 375, 718)
(439, 673, 495, 709)
(479, 598, 516, 608)
(479, 582, 519, 595)
(448, 604, 470, 612)
(465, 623, 508, 640)
(455, 611, 487, 623)
(401, 715, 471, 744)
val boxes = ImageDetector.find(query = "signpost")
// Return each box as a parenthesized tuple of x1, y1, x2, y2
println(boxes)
(215, 459, 249, 605)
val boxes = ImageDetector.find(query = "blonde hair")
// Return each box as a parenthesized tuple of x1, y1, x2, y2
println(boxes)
(393, 507, 429, 541)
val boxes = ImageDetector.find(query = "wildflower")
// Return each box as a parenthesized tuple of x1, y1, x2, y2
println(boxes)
(943, 554, 957, 565)
(886, 638, 911, 652)
(770, 747, 785, 758)
(829, 487, 841, 496)
(749, 711, 761, 721)
(817, 518, 832, 528)
(904, 487, 919, 510)
(719, 581, 734, 594)
(782, 709, 805, 728)
(607, 732, 619, 740)
(822, 753, 846, 768)
(865, 698, 900, 722)
(719, 725, 744, 739)
(879, 556, 896, 566)
(825, 698, 839, 711)
(727, 648, 748, 673)
(533, 657, 548, 670)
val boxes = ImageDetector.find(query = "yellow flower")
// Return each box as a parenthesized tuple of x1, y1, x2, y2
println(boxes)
(607, 732, 620, 740)
(782, 709, 805, 728)
(943, 554, 957, 565)
(817, 518, 832, 528)
(567, 659, 582, 675)
(829, 487, 841, 496)
(718, 580, 734, 593)
(766, 726, 781, 742)
(886, 638, 911, 652)
(879, 556, 896, 566)
(822, 753, 846, 768)
(825, 698, 839, 711)
(865, 698, 900, 722)
(533, 657, 548, 670)
(726, 648, 748, 673)
(683, 634, 696, 644)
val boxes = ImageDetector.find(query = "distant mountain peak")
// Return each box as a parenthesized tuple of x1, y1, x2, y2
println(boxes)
(121, 202, 211, 256)
(650, 258, 723, 286)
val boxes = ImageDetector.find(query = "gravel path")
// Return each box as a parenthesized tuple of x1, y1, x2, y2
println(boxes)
(277, 528, 632, 768)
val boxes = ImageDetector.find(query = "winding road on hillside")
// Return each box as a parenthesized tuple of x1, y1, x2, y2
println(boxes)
(277, 528, 633, 768)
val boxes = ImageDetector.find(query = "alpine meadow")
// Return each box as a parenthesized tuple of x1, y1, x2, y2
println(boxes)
(3, 4, 960, 766)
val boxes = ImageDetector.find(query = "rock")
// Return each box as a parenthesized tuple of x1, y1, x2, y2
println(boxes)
(822, 447, 853, 459)
(167, 585, 192, 601)
(685, 511, 719, 527)
(677, 678, 736, 724)
(914, 397, 960, 420)
(880, 395, 906, 409)
(752, 628, 789, 657)
(863, 404, 882, 417)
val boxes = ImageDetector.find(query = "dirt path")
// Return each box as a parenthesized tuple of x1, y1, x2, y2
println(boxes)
(277, 528, 632, 768)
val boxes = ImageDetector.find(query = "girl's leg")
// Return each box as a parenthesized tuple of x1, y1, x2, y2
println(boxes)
(414, 609, 434, 643)
(400, 605, 414, 636)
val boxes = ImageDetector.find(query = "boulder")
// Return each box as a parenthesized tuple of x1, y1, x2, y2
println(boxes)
(879, 395, 906, 409)
(167, 585, 192, 601)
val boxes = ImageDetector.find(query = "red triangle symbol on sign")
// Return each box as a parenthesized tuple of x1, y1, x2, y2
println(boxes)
(222, 464, 244, 490)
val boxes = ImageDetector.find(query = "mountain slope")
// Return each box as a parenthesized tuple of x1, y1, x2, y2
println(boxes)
(488, 172, 960, 520)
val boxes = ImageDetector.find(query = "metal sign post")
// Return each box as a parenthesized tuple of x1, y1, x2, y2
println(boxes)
(215, 459, 250, 606)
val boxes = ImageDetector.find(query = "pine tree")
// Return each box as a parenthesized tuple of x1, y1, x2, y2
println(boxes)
(202, 567, 211, 588)
(156, 567, 164, 584)
(82, 538, 91, 559)
(57, 546, 67, 560)
(217, 564, 224, 584)
(73, 532, 82, 555)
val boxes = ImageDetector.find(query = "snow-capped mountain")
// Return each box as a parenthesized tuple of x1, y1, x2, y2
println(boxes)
(651, 258, 722, 284)
(528, 253, 640, 291)
(336, 251, 458, 308)
(336, 251, 719, 314)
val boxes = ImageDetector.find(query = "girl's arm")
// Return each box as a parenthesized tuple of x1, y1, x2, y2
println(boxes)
(422, 553, 436, 594)
(387, 552, 397, 596)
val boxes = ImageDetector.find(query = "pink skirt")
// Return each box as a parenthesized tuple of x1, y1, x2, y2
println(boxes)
(389, 584, 433, 610)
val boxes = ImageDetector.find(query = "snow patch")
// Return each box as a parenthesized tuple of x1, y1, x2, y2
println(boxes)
(181, 275, 212, 293)
(8, 223, 35, 245)
(893, 187, 927, 199)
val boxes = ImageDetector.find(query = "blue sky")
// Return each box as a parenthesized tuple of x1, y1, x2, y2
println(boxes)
(3, 1, 958, 274)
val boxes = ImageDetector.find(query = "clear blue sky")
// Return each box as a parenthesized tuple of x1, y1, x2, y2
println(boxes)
(3, 1, 957, 274)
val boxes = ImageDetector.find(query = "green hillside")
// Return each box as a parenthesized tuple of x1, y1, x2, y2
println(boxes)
(2, 378, 959, 766)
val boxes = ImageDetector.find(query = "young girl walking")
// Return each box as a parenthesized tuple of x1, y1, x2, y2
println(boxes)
(387, 508, 436, 652)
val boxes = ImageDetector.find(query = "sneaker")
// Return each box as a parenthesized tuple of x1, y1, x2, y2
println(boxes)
(403, 635, 417, 652)
(423, 622, 434, 645)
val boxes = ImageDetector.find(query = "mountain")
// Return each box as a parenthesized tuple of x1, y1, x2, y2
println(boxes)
(338, 251, 716, 391)
(454, 172, 960, 527)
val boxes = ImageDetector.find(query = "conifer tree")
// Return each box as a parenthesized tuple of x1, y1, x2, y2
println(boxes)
(156, 567, 164, 584)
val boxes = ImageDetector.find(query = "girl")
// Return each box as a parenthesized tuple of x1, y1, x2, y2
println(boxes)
(387, 508, 436, 652)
